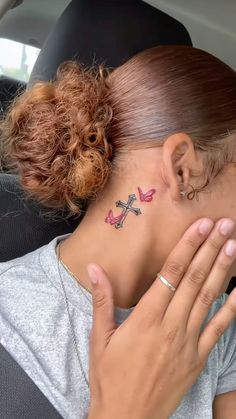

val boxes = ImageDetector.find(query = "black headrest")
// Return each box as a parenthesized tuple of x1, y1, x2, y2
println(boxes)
(0, 174, 79, 262)
(0, 76, 26, 115)
(29, 0, 192, 86)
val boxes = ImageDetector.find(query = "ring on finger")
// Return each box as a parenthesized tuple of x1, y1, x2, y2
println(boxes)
(157, 273, 177, 293)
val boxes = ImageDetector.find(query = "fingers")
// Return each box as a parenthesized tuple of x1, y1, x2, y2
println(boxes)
(198, 289, 236, 361)
(165, 219, 235, 325)
(187, 238, 236, 335)
(136, 218, 214, 319)
(87, 264, 116, 357)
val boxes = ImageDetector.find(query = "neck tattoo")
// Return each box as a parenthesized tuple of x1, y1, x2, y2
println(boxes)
(105, 187, 156, 229)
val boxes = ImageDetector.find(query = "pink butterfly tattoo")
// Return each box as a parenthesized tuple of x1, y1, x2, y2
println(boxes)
(105, 210, 123, 225)
(138, 187, 156, 202)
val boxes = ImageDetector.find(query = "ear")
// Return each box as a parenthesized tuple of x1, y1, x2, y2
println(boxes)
(161, 133, 203, 202)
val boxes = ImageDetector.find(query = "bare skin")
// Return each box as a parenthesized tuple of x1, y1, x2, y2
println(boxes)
(58, 133, 236, 416)
(59, 133, 236, 308)
(87, 218, 236, 419)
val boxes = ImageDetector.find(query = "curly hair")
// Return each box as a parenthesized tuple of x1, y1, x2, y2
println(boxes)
(2, 45, 236, 215)
(2, 62, 113, 214)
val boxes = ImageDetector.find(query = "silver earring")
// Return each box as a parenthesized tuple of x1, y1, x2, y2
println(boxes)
(179, 182, 187, 198)
(179, 183, 196, 200)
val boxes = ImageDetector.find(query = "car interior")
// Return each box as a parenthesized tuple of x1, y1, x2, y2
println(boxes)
(0, 0, 235, 417)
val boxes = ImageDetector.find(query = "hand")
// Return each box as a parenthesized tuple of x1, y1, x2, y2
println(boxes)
(87, 218, 236, 419)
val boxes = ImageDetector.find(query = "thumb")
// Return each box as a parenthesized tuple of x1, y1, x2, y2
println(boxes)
(87, 263, 117, 351)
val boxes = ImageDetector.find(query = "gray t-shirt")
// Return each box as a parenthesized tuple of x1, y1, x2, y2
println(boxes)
(0, 235, 236, 419)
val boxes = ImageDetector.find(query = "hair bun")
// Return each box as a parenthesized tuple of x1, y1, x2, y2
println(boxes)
(2, 61, 113, 215)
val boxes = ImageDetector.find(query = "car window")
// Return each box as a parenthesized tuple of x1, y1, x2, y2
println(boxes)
(0, 38, 40, 82)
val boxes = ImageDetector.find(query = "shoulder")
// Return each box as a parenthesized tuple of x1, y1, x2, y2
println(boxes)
(0, 236, 66, 312)
(0, 251, 42, 300)
(0, 236, 69, 348)
(0, 248, 41, 278)
(0, 234, 68, 282)
(0, 241, 49, 287)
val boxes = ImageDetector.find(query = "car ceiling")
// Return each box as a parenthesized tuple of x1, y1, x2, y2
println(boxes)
(147, 0, 236, 70)
(0, 0, 235, 70)
(0, 0, 71, 48)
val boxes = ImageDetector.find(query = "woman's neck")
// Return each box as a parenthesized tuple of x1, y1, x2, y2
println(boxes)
(59, 203, 158, 308)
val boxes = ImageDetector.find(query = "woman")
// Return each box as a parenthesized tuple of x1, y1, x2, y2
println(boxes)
(1, 45, 236, 418)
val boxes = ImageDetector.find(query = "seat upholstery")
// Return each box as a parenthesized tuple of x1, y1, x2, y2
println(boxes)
(0, 343, 62, 419)
(0, 76, 26, 116)
(0, 174, 80, 262)
(28, 0, 192, 86)
(0, 77, 26, 171)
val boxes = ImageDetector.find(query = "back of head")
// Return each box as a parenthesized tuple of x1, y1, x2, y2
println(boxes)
(2, 45, 236, 214)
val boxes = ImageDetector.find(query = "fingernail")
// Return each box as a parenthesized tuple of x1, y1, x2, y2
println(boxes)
(199, 219, 214, 235)
(224, 240, 236, 257)
(220, 219, 235, 235)
(87, 264, 98, 285)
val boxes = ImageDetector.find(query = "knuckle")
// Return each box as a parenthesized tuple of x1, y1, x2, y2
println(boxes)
(184, 235, 199, 250)
(185, 267, 206, 286)
(211, 321, 225, 338)
(217, 260, 229, 271)
(94, 292, 107, 310)
(198, 289, 216, 307)
(208, 237, 222, 252)
(163, 325, 179, 344)
(226, 299, 236, 314)
(186, 352, 202, 371)
(165, 260, 186, 277)
(217, 255, 232, 270)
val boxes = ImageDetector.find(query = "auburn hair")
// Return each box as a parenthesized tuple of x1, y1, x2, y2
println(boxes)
(2, 45, 236, 215)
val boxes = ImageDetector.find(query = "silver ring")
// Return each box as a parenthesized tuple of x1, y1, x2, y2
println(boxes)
(157, 273, 176, 292)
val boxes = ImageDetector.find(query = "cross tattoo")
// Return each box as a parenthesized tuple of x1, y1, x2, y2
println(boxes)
(115, 193, 142, 229)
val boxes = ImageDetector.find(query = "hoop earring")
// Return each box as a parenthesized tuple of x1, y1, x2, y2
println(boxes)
(179, 183, 196, 200)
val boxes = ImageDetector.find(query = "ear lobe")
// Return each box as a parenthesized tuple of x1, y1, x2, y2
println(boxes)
(162, 133, 196, 202)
